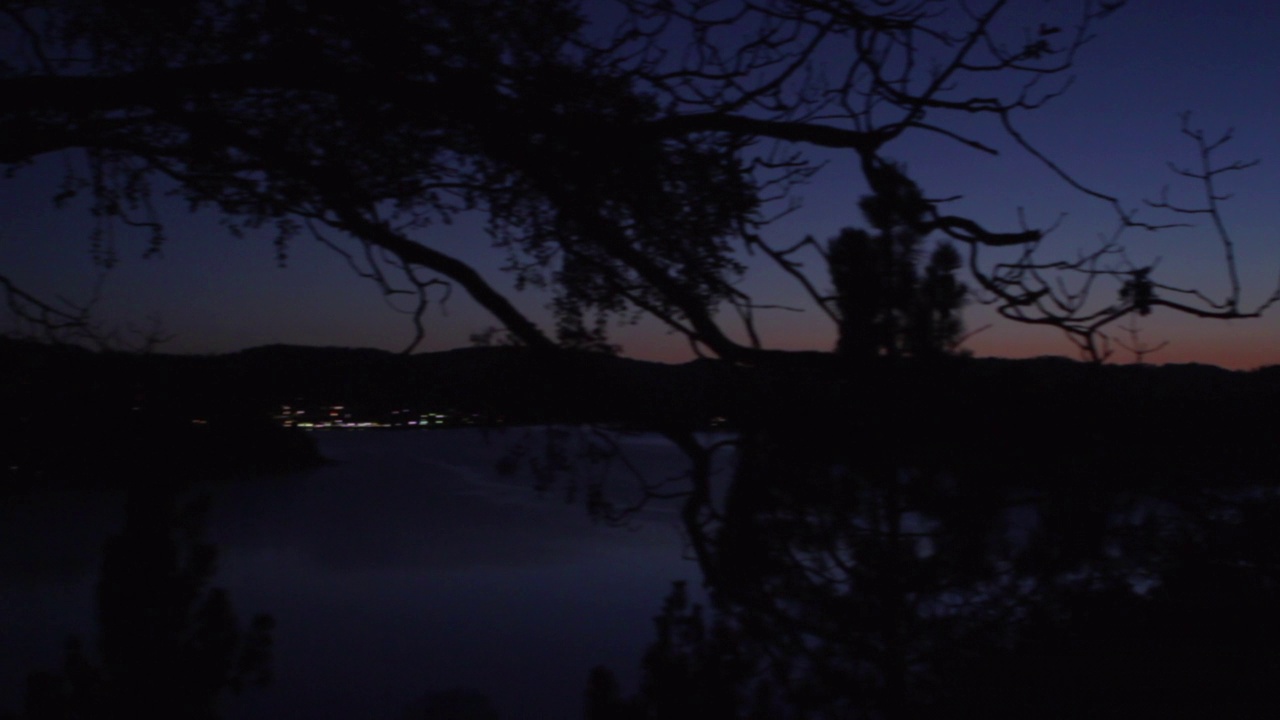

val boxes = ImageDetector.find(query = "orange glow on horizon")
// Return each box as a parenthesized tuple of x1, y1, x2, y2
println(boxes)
(615, 323, 1279, 371)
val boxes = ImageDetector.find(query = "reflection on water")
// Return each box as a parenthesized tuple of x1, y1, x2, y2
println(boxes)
(589, 420, 1280, 718)
(6, 423, 1280, 718)
(2, 429, 706, 720)
(14, 486, 271, 720)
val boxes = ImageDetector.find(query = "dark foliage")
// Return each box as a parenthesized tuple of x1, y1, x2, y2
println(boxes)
(593, 412, 1280, 718)
(828, 162, 967, 360)
(7, 1, 1269, 360)
(18, 488, 272, 720)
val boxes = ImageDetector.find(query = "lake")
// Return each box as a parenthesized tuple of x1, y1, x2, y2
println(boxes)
(11, 421, 1277, 717)
(1, 428, 716, 719)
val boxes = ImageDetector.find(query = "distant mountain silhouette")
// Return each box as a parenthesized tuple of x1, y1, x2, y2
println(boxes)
(4, 338, 1278, 489)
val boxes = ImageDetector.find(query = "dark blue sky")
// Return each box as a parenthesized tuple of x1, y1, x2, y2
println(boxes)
(2, 1, 1278, 366)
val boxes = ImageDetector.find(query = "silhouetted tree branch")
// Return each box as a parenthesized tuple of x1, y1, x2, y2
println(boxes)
(979, 112, 1278, 360)
(1, 273, 174, 352)
(1, 1, 1272, 361)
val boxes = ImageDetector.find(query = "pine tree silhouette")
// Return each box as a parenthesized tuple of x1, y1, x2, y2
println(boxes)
(828, 162, 966, 360)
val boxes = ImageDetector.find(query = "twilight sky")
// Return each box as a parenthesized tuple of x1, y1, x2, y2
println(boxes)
(2, 1, 1278, 367)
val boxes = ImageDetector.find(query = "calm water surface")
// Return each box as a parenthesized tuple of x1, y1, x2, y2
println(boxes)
(1, 428, 712, 719)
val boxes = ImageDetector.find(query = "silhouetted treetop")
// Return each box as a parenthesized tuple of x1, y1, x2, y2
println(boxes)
(19, 488, 272, 720)
(3, 1, 1275, 360)
(828, 161, 967, 359)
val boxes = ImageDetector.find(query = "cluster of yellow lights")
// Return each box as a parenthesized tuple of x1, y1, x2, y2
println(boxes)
(273, 405, 458, 429)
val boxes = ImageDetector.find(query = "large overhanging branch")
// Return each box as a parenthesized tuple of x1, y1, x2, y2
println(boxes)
(7, 0, 1273, 364)
(203, 130, 562, 352)
(28, 99, 564, 354)
(329, 213, 557, 351)
(617, 0, 1218, 361)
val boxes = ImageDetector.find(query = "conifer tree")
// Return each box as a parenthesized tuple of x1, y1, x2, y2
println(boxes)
(828, 163, 967, 360)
